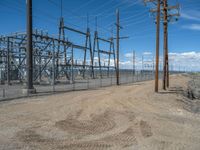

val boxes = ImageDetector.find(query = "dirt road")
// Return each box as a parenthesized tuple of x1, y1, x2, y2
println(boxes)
(0, 75, 200, 150)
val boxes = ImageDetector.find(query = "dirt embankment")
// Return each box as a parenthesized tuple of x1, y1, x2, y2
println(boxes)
(187, 75, 200, 100)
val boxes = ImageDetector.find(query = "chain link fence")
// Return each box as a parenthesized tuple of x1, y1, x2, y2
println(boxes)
(0, 69, 159, 101)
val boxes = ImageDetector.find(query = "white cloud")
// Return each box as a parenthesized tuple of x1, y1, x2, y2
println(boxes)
(182, 24, 200, 31)
(125, 51, 152, 59)
(169, 51, 200, 71)
(181, 10, 200, 31)
(169, 51, 200, 59)
(143, 52, 152, 55)
(122, 51, 200, 71)
(90, 51, 200, 71)
(181, 12, 200, 22)
(125, 53, 133, 58)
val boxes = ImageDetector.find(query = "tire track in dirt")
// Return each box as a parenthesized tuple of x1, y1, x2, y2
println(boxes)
(100, 127, 138, 147)
(140, 120, 153, 138)
(55, 110, 116, 136)
(15, 110, 153, 149)
(16, 127, 138, 150)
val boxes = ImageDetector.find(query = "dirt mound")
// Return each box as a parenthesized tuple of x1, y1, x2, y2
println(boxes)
(181, 98, 200, 114)
(187, 79, 200, 100)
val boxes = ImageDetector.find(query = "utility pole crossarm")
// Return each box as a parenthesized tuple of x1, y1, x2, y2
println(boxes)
(115, 23, 123, 29)
(167, 4, 180, 10)
(144, 0, 157, 2)
(150, 4, 180, 12)
(167, 13, 180, 17)
(112, 36, 129, 40)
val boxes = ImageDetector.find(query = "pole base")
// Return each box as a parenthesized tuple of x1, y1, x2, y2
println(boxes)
(70, 80, 74, 84)
(6, 82, 12, 86)
(22, 88, 36, 95)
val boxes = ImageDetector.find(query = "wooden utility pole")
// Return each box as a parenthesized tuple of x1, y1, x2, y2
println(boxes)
(162, 0, 179, 89)
(116, 9, 120, 85)
(163, 0, 168, 90)
(144, 0, 179, 92)
(144, 0, 161, 92)
(166, 34, 169, 88)
(155, 0, 161, 92)
(24, 0, 36, 94)
(115, 9, 129, 85)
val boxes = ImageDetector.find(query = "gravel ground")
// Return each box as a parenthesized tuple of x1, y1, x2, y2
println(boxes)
(0, 74, 200, 150)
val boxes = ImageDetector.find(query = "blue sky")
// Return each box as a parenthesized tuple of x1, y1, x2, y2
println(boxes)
(0, 0, 199, 71)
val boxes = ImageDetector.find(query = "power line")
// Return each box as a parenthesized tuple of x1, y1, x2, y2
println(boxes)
(0, 1, 25, 14)
(89, 0, 115, 14)
(95, 0, 128, 17)
(73, 0, 96, 12)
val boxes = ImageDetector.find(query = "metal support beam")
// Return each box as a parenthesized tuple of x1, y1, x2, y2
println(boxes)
(6, 37, 10, 85)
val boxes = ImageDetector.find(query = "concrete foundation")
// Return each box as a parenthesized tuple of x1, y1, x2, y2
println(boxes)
(22, 88, 36, 95)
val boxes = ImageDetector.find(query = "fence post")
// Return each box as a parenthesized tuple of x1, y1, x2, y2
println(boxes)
(3, 88, 5, 98)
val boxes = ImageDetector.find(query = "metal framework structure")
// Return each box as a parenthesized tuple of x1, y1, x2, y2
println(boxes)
(0, 31, 70, 84)
(0, 23, 116, 85)
(142, 53, 154, 72)
(93, 30, 116, 78)
(0, 0, 118, 88)
(58, 17, 95, 80)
